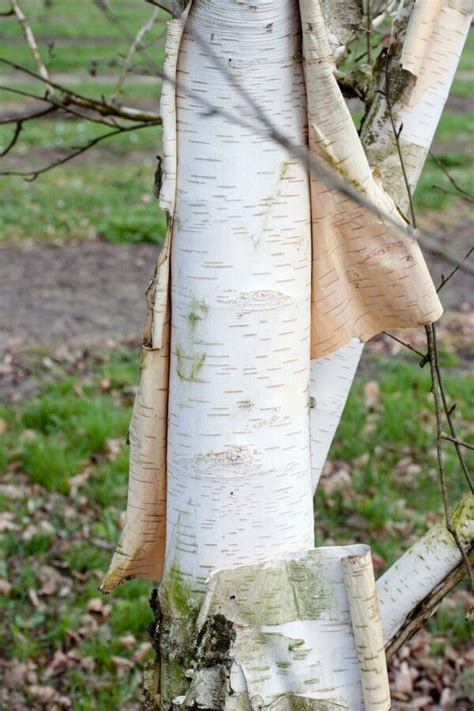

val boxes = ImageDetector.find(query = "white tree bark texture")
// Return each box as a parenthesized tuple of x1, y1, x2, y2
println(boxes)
(103, 0, 457, 593)
(102, 1, 472, 706)
(176, 546, 389, 710)
(163, 0, 315, 592)
(361, 0, 473, 212)
(309, 339, 363, 492)
(307, 0, 472, 493)
(377, 493, 474, 646)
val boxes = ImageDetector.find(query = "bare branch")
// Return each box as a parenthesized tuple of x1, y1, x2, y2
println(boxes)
(0, 58, 162, 124)
(0, 121, 158, 180)
(430, 151, 474, 203)
(92, 0, 163, 79)
(437, 247, 474, 293)
(0, 85, 125, 128)
(441, 434, 474, 452)
(112, 7, 160, 102)
(0, 105, 57, 157)
(430, 324, 473, 495)
(10, 0, 54, 95)
(421, 236, 474, 276)
(385, 550, 473, 662)
(381, 331, 425, 358)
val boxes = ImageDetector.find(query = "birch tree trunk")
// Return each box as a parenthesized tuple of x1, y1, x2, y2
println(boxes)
(159, 1, 314, 703)
(136, 1, 472, 708)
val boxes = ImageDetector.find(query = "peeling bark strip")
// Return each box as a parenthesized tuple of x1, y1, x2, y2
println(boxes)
(307, 0, 472, 490)
(299, 0, 442, 358)
(175, 546, 389, 710)
(342, 552, 390, 710)
(100, 343, 169, 592)
(100, 6, 190, 590)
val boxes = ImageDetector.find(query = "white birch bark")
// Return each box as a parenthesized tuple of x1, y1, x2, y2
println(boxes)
(134, 1, 472, 707)
(308, 0, 472, 491)
(361, 0, 473, 212)
(310, 339, 363, 492)
(164, 0, 313, 589)
(378, 493, 473, 646)
(158, 1, 314, 702)
(179, 546, 389, 710)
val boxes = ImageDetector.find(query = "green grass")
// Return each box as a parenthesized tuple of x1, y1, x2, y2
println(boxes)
(0, 0, 168, 40)
(0, 162, 167, 244)
(1, 345, 472, 709)
(0, 18, 472, 245)
(316, 357, 473, 558)
(0, 118, 160, 153)
(0, 0, 167, 68)
(0, 347, 156, 709)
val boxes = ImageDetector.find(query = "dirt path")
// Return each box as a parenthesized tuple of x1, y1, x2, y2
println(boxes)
(0, 217, 471, 355)
(0, 241, 159, 352)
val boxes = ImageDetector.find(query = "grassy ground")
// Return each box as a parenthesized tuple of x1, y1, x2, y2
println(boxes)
(0, 3, 473, 710)
(0, 5, 473, 244)
(1, 338, 473, 709)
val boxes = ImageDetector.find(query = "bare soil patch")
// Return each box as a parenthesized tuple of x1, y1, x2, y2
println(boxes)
(0, 211, 471, 356)
(0, 240, 159, 353)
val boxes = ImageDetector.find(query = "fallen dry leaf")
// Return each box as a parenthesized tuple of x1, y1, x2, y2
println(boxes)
(0, 579, 12, 596)
(364, 380, 381, 410)
(132, 642, 152, 664)
(119, 634, 137, 650)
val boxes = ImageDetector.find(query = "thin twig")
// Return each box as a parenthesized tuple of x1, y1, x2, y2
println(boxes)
(421, 237, 474, 276)
(426, 324, 473, 588)
(430, 151, 474, 202)
(384, 55, 417, 227)
(385, 551, 473, 661)
(0, 122, 158, 180)
(0, 106, 56, 157)
(431, 323, 473, 493)
(432, 185, 474, 203)
(437, 247, 474, 293)
(112, 7, 159, 101)
(384, 52, 473, 586)
(440, 434, 474, 452)
(10, 0, 54, 95)
(92, 0, 163, 79)
(0, 58, 162, 124)
(382, 331, 425, 358)
(0, 85, 121, 128)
